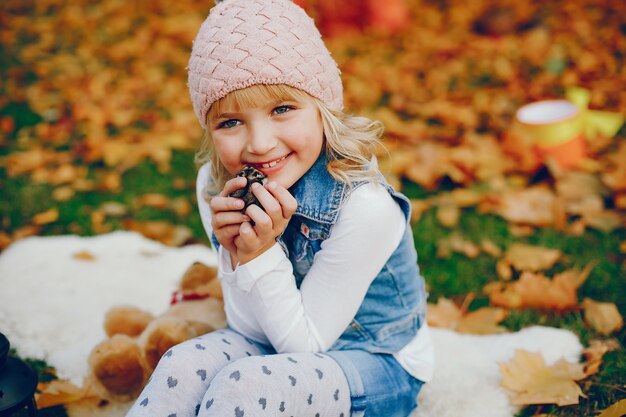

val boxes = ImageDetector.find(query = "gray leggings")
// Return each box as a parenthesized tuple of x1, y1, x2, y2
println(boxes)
(126, 329, 351, 417)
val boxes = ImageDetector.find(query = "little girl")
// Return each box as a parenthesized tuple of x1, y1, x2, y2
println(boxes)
(126, 0, 433, 416)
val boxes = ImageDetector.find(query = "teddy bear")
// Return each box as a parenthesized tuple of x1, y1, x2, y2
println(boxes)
(87, 262, 227, 401)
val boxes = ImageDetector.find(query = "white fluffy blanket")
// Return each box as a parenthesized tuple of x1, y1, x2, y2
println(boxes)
(0, 232, 582, 417)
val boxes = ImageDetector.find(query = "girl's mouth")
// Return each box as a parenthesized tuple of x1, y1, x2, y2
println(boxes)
(251, 152, 293, 169)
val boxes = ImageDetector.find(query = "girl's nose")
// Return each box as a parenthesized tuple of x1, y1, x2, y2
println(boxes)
(246, 125, 277, 155)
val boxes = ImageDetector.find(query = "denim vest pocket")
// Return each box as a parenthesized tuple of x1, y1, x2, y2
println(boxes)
(374, 309, 421, 341)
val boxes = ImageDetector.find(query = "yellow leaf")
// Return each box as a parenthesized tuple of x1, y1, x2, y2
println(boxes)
(480, 239, 502, 257)
(73, 251, 96, 261)
(496, 259, 513, 280)
(499, 349, 586, 406)
(503, 243, 562, 271)
(133, 193, 171, 210)
(52, 186, 75, 202)
(597, 399, 626, 417)
(427, 298, 462, 329)
(456, 307, 508, 335)
(123, 220, 192, 247)
(437, 233, 480, 259)
(582, 210, 622, 233)
(436, 204, 460, 228)
(582, 298, 624, 336)
(32, 208, 59, 225)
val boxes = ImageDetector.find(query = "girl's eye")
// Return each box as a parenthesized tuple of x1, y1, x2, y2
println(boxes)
(218, 119, 241, 129)
(273, 105, 294, 115)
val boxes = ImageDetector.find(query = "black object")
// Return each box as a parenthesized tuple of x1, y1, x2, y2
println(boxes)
(0, 333, 38, 416)
(228, 166, 268, 212)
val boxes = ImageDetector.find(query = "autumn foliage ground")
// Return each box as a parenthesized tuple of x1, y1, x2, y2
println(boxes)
(1, 0, 625, 416)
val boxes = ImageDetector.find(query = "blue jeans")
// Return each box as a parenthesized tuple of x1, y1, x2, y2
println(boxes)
(327, 349, 424, 417)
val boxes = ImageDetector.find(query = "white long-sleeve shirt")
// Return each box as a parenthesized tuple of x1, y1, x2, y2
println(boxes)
(197, 164, 434, 382)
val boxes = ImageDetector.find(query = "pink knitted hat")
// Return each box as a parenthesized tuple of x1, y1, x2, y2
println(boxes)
(188, 0, 343, 128)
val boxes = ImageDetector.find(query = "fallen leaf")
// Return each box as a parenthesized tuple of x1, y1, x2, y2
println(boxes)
(409, 199, 430, 224)
(52, 186, 75, 202)
(582, 339, 621, 376)
(32, 208, 59, 226)
(436, 204, 460, 228)
(73, 251, 96, 261)
(508, 224, 535, 237)
(499, 349, 586, 406)
(582, 210, 622, 233)
(133, 193, 170, 210)
(171, 197, 193, 217)
(456, 307, 508, 334)
(0, 231, 12, 251)
(123, 220, 192, 246)
(582, 298, 624, 336)
(597, 399, 626, 417)
(35, 379, 99, 409)
(427, 297, 507, 334)
(502, 243, 562, 271)
(12, 225, 40, 240)
(99, 202, 128, 217)
(496, 186, 557, 226)
(427, 298, 462, 329)
(480, 239, 502, 257)
(496, 259, 513, 280)
(486, 265, 592, 311)
(437, 233, 480, 259)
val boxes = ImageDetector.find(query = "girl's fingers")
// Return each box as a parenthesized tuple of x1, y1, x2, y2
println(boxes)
(235, 222, 259, 247)
(220, 176, 248, 197)
(250, 183, 284, 221)
(215, 224, 241, 239)
(210, 196, 245, 213)
(265, 181, 297, 217)
(213, 211, 250, 227)
(245, 204, 273, 233)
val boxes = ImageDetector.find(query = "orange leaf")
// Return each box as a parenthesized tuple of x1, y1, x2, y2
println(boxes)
(582, 298, 624, 336)
(499, 349, 586, 406)
(486, 265, 592, 311)
(582, 339, 621, 376)
(496, 186, 557, 226)
(35, 379, 98, 409)
(427, 297, 507, 334)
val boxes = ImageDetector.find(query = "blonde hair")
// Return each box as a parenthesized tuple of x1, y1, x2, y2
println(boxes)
(195, 84, 384, 194)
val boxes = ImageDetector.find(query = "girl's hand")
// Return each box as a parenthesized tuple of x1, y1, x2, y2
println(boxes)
(209, 176, 251, 258)
(235, 181, 297, 264)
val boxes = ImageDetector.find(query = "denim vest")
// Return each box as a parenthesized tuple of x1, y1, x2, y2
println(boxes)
(279, 153, 427, 354)
(210, 154, 427, 354)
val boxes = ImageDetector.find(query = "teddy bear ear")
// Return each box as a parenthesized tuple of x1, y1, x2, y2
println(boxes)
(104, 305, 155, 337)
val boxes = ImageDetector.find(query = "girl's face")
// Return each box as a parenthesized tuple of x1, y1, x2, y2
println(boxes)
(209, 93, 324, 189)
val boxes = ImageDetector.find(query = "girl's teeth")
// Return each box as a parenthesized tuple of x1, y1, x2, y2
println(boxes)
(261, 154, 288, 168)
